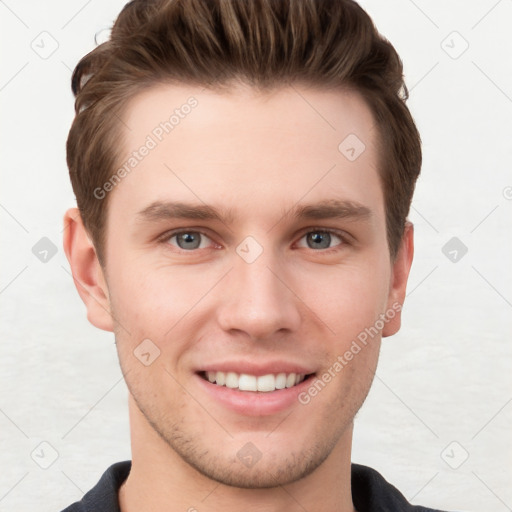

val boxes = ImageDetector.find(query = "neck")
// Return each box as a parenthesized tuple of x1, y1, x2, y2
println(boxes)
(119, 394, 356, 512)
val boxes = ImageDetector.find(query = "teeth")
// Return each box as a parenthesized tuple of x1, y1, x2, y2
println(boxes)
(275, 373, 287, 389)
(203, 371, 307, 392)
(225, 372, 238, 389)
(238, 374, 257, 391)
(216, 371, 226, 386)
(257, 374, 276, 392)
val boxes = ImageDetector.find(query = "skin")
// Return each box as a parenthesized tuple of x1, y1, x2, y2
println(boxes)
(63, 82, 414, 512)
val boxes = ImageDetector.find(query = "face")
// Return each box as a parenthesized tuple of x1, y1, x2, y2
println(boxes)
(73, 83, 411, 488)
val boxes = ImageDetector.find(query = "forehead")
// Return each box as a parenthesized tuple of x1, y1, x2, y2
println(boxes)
(122, 82, 378, 151)
(110, 82, 383, 227)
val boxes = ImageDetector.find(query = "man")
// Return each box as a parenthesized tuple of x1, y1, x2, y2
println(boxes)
(60, 0, 451, 510)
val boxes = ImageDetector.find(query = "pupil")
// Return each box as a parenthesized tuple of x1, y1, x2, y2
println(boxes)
(178, 232, 200, 249)
(309, 232, 330, 249)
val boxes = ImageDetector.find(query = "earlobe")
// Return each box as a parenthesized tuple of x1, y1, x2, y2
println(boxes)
(62, 207, 114, 332)
(382, 221, 414, 338)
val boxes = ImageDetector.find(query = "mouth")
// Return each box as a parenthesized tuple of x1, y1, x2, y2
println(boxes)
(197, 370, 316, 393)
(195, 367, 318, 415)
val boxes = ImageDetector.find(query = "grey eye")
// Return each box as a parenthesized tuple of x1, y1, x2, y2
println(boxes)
(307, 231, 331, 249)
(171, 231, 206, 250)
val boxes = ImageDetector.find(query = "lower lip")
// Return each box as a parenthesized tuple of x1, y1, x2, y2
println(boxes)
(194, 373, 316, 416)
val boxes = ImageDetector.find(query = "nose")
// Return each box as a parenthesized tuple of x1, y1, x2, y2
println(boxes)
(216, 250, 302, 341)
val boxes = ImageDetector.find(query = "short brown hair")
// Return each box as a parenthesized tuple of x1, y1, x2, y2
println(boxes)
(67, 0, 421, 265)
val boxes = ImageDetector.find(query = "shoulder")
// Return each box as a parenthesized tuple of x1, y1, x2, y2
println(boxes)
(58, 460, 131, 512)
(351, 463, 456, 512)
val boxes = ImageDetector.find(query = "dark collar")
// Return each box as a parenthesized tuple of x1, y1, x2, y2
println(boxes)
(60, 460, 449, 512)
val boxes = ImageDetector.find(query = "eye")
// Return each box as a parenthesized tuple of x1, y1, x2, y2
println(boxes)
(158, 228, 349, 253)
(296, 229, 346, 251)
(163, 230, 214, 251)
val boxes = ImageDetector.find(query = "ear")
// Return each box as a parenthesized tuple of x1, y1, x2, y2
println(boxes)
(382, 221, 414, 337)
(62, 207, 114, 332)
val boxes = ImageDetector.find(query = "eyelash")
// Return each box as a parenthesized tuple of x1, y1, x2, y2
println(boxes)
(157, 227, 351, 254)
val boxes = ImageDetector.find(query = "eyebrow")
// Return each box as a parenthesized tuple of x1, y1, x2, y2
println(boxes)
(135, 199, 372, 225)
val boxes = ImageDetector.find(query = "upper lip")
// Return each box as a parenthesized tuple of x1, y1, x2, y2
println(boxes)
(197, 360, 316, 377)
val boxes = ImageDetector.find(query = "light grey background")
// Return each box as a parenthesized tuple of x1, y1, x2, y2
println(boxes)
(1, 1, 511, 511)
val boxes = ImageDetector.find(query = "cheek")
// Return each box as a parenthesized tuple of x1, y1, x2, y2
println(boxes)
(301, 260, 391, 339)
(108, 260, 206, 333)
(107, 260, 227, 377)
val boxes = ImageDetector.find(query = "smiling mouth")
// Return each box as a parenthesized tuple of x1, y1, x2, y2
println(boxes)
(198, 371, 316, 392)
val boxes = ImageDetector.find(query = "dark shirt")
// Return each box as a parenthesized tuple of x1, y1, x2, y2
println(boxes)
(60, 460, 451, 512)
